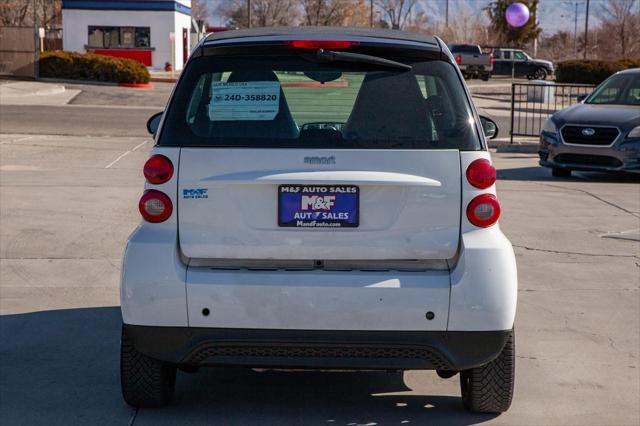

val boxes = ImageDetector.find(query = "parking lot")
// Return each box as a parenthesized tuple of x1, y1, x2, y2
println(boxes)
(1, 81, 639, 425)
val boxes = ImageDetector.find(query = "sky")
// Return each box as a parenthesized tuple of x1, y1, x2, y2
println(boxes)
(205, 0, 637, 35)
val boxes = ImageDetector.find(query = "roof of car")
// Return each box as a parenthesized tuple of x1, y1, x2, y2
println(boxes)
(204, 26, 439, 47)
(618, 67, 640, 75)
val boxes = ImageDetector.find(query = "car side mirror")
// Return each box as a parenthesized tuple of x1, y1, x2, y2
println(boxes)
(479, 115, 499, 139)
(147, 112, 163, 135)
(576, 93, 589, 103)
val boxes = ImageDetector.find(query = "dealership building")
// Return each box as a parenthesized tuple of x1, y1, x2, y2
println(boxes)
(61, 0, 193, 70)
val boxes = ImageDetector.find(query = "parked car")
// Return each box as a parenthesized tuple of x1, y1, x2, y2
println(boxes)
(492, 48, 553, 80)
(120, 27, 518, 413)
(539, 68, 640, 177)
(449, 44, 493, 81)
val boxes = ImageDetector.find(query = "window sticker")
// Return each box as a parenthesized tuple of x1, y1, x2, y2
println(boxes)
(208, 81, 280, 121)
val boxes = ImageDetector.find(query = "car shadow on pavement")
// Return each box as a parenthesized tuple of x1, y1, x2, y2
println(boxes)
(498, 166, 640, 183)
(1, 307, 498, 426)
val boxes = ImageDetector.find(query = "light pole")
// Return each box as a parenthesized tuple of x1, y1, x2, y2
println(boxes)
(573, 2, 578, 58)
(583, 0, 589, 59)
(247, 0, 251, 28)
(445, 0, 449, 27)
(563, 1, 579, 59)
(370, 0, 374, 28)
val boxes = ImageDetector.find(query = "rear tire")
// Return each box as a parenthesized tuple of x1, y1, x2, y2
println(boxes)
(120, 326, 176, 408)
(534, 67, 548, 80)
(460, 331, 515, 413)
(552, 167, 571, 178)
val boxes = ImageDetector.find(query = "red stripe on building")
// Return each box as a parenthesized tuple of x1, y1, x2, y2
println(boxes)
(92, 49, 152, 66)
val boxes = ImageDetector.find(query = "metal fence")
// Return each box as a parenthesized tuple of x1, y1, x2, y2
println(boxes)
(510, 82, 595, 144)
(0, 26, 37, 78)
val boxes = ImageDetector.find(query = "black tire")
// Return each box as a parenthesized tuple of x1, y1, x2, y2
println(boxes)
(534, 67, 548, 80)
(460, 331, 515, 413)
(120, 326, 176, 408)
(552, 167, 571, 178)
(481, 73, 490, 81)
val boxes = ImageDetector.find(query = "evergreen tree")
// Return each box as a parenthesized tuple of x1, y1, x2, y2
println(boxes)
(485, 0, 542, 47)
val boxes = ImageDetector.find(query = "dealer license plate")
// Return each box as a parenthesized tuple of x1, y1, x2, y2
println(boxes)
(278, 185, 359, 228)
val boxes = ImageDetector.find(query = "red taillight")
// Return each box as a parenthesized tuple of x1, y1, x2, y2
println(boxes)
(143, 154, 173, 185)
(139, 190, 173, 223)
(287, 40, 357, 50)
(466, 159, 496, 189)
(489, 53, 494, 65)
(455, 54, 462, 64)
(467, 194, 501, 228)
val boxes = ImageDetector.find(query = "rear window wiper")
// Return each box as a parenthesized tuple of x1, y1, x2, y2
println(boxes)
(316, 49, 412, 71)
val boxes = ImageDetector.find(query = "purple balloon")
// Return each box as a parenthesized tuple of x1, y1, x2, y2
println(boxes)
(506, 2, 530, 28)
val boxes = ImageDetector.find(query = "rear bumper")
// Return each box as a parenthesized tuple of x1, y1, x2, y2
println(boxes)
(121, 225, 517, 332)
(459, 64, 492, 74)
(123, 324, 511, 371)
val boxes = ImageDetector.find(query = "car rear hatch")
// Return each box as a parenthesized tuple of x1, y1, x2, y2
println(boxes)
(178, 148, 461, 261)
(164, 35, 481, 263)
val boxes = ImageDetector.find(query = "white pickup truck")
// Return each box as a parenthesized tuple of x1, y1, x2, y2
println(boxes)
(450, 44, 493, 81)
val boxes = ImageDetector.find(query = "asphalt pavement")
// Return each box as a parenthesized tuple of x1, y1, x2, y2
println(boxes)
(0, 80, 638, 425)
(0, 80, 512, 138)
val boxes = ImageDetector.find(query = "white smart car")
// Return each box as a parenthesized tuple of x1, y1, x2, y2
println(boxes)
(120, 27, 517, 413)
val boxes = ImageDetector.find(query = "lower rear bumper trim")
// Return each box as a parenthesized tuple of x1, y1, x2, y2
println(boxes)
(123, 325, 511, 371)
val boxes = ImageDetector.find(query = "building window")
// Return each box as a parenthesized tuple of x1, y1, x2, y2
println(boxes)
(88, 26, 151, 48)
(135, 28, 150, 48)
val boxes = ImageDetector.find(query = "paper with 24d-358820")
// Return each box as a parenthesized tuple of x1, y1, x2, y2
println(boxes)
(208, 81, 280, 121)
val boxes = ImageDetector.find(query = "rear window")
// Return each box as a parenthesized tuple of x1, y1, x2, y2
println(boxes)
(449, 45, 480, 54)
(159, 54, 481, 150)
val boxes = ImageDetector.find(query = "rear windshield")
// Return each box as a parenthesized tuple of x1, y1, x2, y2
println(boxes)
(159, 54, 481, 150)
(449, 45, 480, 54)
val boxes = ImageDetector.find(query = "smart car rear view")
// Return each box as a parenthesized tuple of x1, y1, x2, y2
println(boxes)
(120, 27, 517, 413)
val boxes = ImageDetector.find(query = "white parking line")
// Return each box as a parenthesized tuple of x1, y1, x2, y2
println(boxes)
(104, 140, 149, 169)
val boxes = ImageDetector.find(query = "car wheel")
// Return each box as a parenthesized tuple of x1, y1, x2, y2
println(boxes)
(551, 167, 571, 178)
(534, 67, 548, 80)
(120, 325, 176, 407)
(460, 331, 515, 413)
(481, 74, 490, 81)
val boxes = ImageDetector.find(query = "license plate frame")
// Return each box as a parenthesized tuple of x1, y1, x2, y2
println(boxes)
(278, 185, 359, 228)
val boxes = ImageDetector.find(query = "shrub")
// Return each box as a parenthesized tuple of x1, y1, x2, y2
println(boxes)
(39, 51, 150, 84)
(556, 59, 640, 85)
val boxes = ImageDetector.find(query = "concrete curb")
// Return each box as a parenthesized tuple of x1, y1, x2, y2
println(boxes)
(37, 77, 118, 86)
(118, 83, 155, 89)
(150, 77, 178, 83)
(0, 81, 66, 97)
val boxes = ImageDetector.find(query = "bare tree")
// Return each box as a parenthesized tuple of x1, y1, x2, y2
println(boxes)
(599, 0, 640, 59)
(430, 8, 496, 47)
(191, 0, 208, 22)
(0, 0, 61, 28)
(300, 0, 341, 25)
(299, 0, 370, 26)
(538, 31, 573, 63)
(219, 0, 300, 28)
(375, 0, 417, 30)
